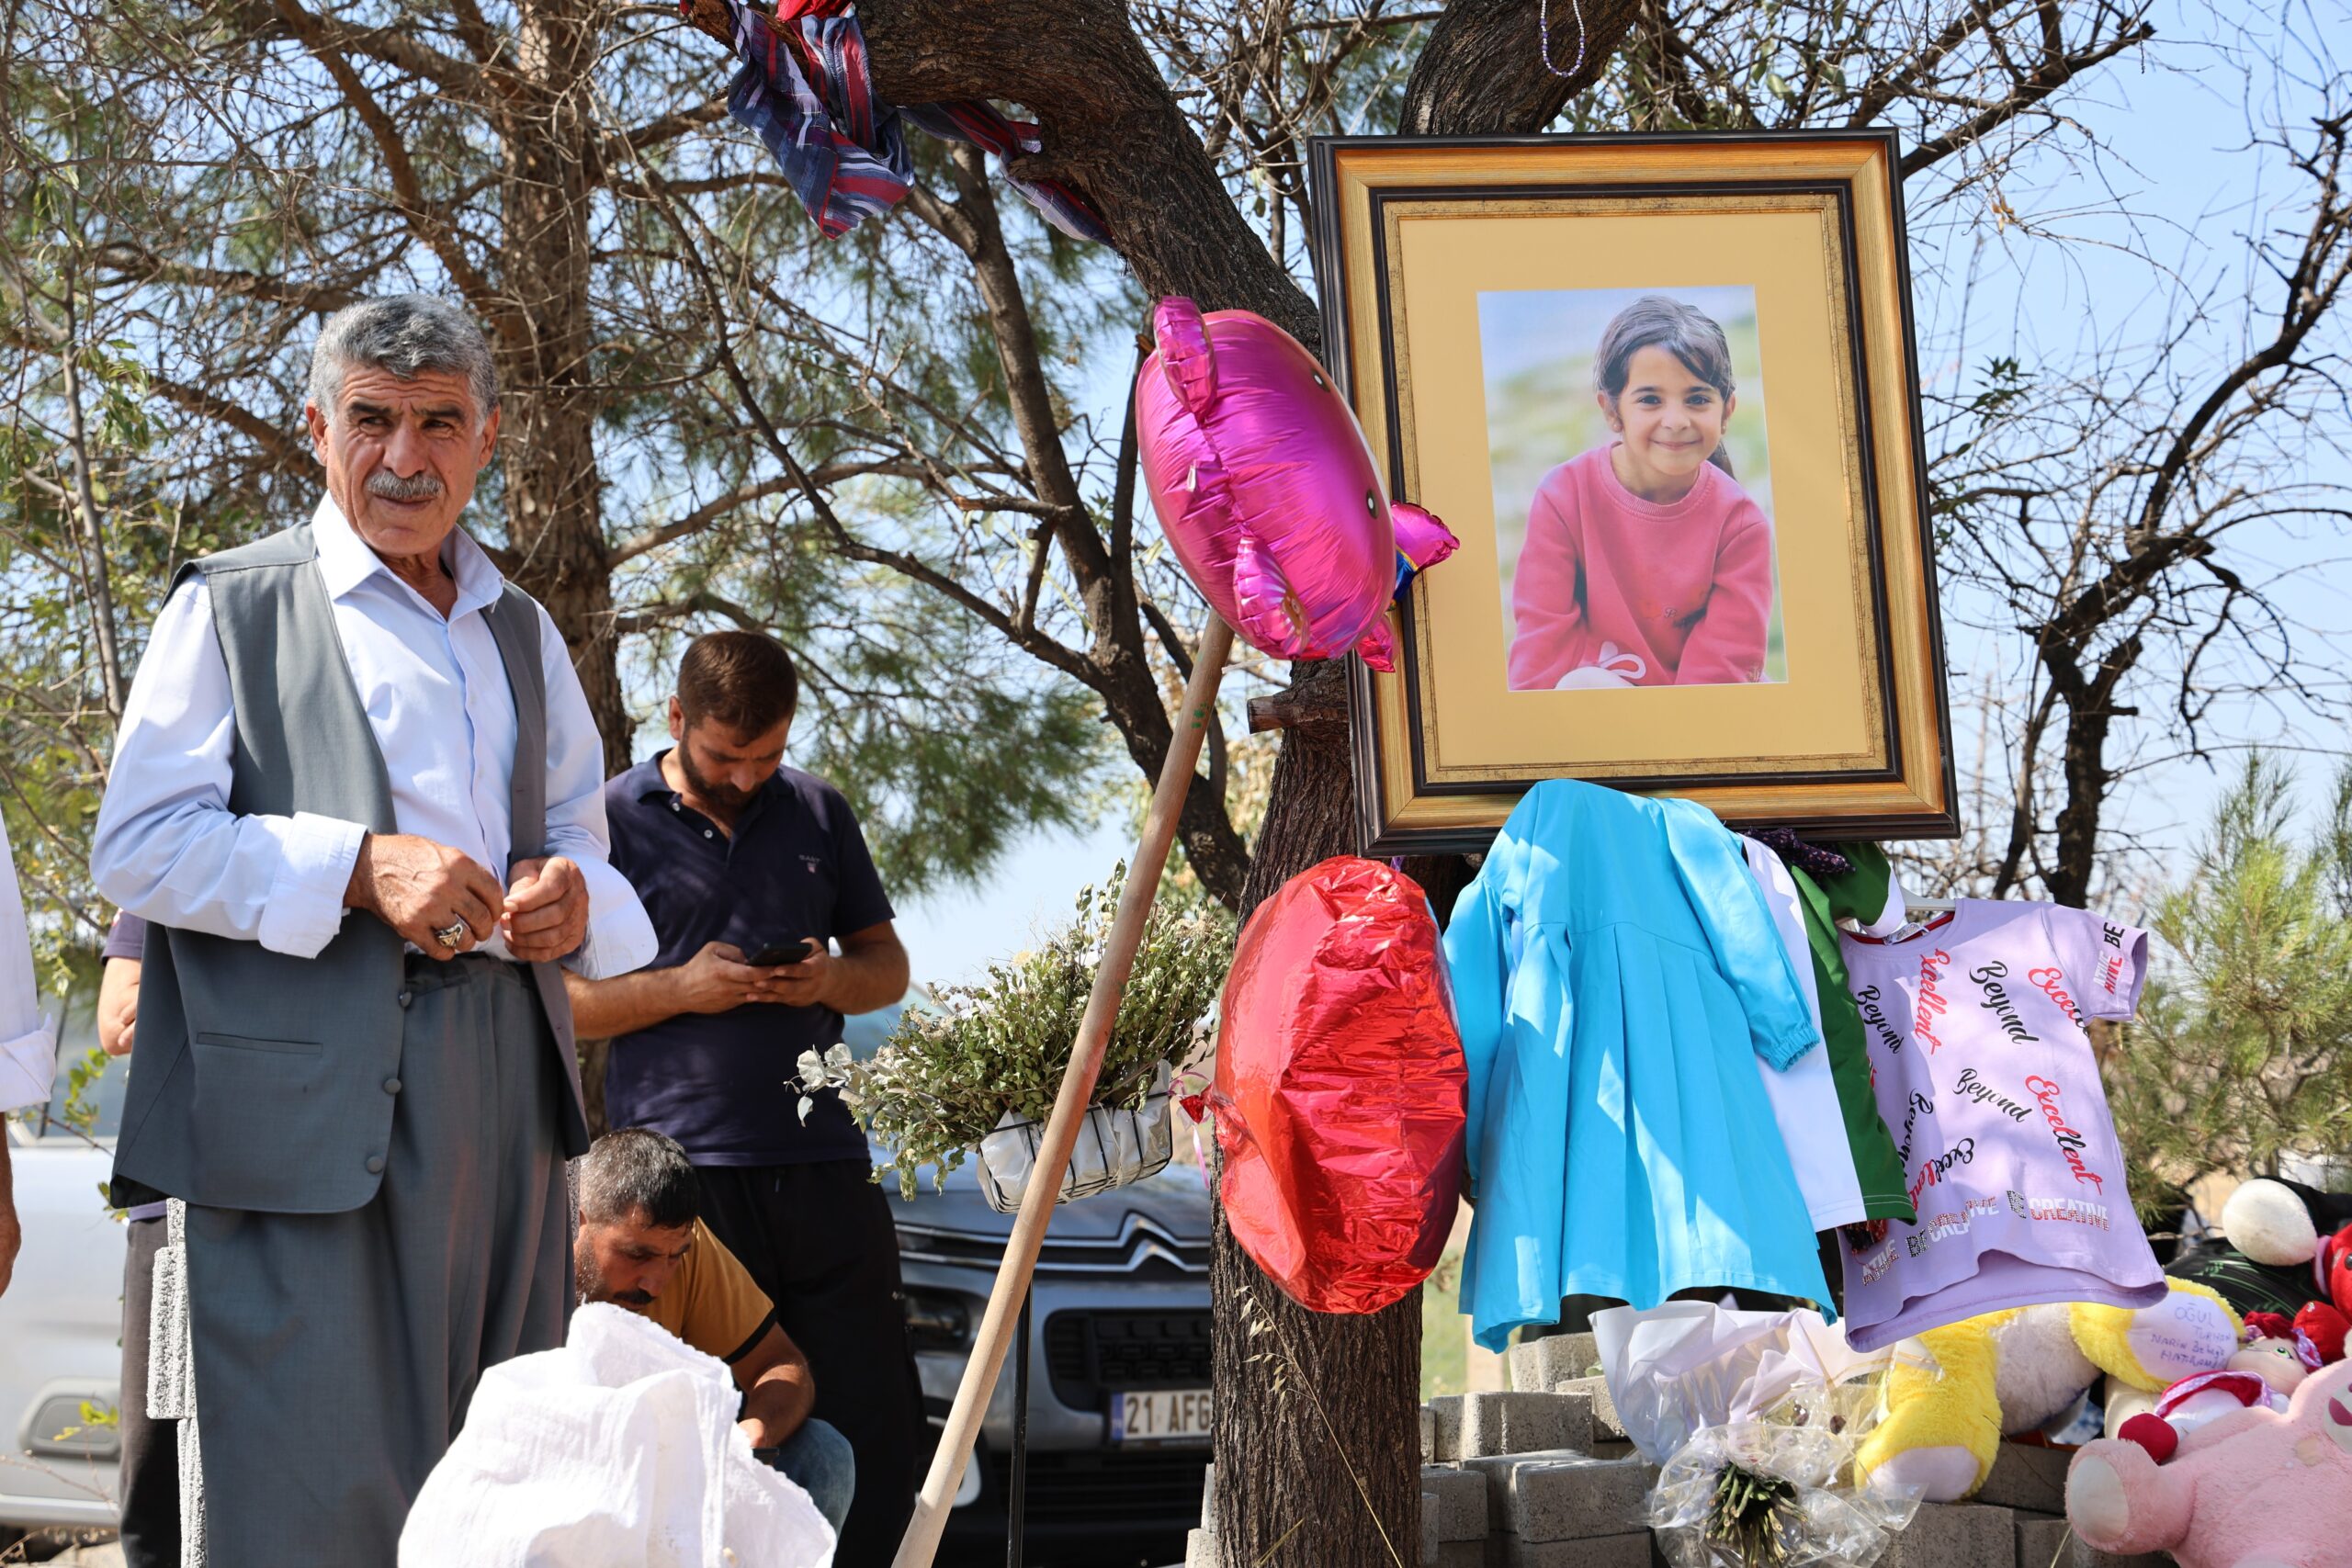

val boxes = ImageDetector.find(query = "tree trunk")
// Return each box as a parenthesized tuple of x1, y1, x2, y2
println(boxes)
(770, 5, 1630, 1559)
(1203, 11, 1603, 1558)
(2044, 635, 2141, 908)
(497, 0, 630, 775)
(1398, 0, 1640, 133)
(1208, 661, 1424, 1568)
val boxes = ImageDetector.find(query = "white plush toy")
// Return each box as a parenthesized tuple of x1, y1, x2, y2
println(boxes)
(1552, 643, 1647, 690)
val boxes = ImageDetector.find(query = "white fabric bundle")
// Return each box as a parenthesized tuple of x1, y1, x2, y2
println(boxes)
(398, 1303, 834, 1568)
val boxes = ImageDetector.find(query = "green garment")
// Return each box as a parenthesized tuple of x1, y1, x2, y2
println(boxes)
(1787, 844, 1916, 1223)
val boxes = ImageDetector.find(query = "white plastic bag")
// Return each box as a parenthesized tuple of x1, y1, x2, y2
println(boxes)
(974, 1060, 1174, 1214)
(1592, 1303, 1889, 1465)
(398, 1303, 834, 1568)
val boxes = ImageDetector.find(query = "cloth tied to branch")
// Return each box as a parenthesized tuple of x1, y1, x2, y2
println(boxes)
(700, 0, 1111, 243)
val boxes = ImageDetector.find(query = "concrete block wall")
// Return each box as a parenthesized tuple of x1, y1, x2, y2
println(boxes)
(1396, 1375, 2180, 1568)
(1192, 1398, 2178, 1568)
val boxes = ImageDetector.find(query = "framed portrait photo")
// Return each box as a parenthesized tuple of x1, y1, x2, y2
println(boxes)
(1308, 130, 1957, 852)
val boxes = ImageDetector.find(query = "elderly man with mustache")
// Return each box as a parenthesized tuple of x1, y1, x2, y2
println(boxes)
(91, 295, 657, 1566)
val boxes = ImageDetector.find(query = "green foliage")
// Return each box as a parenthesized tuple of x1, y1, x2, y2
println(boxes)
(49, 1044, 110, 1141)
(2107, 756, 2352, 1214)
(799, 869, 1233, 1196)
(1, 0, 1140, 912)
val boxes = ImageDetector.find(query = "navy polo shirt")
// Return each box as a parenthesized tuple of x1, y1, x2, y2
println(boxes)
(601, 751, 894, 1165)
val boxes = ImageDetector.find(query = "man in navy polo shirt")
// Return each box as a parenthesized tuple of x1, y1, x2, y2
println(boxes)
(567, 630, 919, 1568)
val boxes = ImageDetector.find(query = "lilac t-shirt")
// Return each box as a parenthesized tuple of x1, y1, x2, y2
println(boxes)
(1836, 899, 2165, 1350)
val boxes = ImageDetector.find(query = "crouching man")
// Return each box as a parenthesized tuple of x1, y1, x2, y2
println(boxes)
(573, 1129, 854, 1530)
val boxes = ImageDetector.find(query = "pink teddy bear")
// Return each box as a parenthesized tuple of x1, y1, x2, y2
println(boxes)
(2066, 1358, 2352, 1567)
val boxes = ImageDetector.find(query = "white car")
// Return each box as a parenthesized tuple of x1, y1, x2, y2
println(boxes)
(0, 997, 128, 1534)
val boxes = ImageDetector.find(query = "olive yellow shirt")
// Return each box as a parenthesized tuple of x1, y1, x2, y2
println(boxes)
(639, 1219, 778, 1365)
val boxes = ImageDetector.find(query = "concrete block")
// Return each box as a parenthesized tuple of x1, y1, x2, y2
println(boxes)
(1499, 1454, 1657, 1542)
(1423, 1491, 1442, 1567)
(1550, 1376, 1626, 1442)
(1429, 1393, 1465, 1462)
(1458, 1450, 1655, 1540)
(1463, 1390, 1595, 1458)
(1487, 1532, 1655, 1568)
(1423, 1462, 1491, 1541)
(1508, 1331, 1600, 1392)
(1199, 1461, 1216, 1534)
(2014, 1513, 2069, 1568)
(1881, 1501, 2016, 1568)
(1423, 1403, 1440, 1463)
(1460, 1449, 1587, 1529)
(1438, 1543, 1483, 1568)
(2067, 1543, 2172, 1568)
(1975, 1441, 2072, 1516)
(1183, 1526, 1218, 1568)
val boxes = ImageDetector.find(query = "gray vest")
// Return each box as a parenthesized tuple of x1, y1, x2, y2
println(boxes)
(109, 524, 590, 1213)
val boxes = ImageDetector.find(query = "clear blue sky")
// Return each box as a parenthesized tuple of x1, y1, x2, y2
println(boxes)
(885, 1, 2350, 985)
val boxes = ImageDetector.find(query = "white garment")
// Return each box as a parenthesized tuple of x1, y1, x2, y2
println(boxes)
(0, 815, 56, 1112)
(91, 498, 654, 976)
(1739, 839, 1874, 1229)
(398, 1303, 835, 1568)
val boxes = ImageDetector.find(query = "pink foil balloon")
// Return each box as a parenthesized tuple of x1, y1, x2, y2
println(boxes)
(1136, 298, 1452, 671)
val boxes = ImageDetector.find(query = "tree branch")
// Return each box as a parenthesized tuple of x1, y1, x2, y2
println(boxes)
(607, 461, 937, 565)
(1899, 14, 2155, 175)
(146, 373, 312, 472)
(267, 0, 503, 308)
(1399, 0, 1643, 134)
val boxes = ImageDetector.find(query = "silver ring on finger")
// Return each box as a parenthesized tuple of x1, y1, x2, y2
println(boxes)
(433, 917, 469, 951)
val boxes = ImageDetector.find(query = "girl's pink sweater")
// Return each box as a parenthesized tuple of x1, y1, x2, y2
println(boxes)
(1506, 445, 1776, 689)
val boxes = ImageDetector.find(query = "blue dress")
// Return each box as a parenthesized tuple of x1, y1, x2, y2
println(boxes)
(1444, 780, 1834, 1350)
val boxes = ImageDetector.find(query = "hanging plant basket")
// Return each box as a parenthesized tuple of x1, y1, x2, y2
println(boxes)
(796, 869, 1230, 1201)
(972, 1061, 1175, 1213)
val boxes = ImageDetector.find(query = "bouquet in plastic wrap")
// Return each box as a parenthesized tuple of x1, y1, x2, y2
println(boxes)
(1593, 1304, 1928, 1568)
(1647, 1381, 1925, 1568)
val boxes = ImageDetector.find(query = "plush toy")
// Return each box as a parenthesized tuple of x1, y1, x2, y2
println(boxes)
(2117, 1293, 2352, 1462)
(1136, 297, 1454, 671)
(2065, 1358, 2352, 1568)
(1856, 1280, 2241, 1501)
(2167, 1176, 2352, 1321)
(2115, 1331, 2313, 1462)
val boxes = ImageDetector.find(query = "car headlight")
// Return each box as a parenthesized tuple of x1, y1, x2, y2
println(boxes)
(903, 1288, 971, 1351)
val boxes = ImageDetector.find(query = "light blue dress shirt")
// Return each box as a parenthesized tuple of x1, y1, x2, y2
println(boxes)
(91, 498, 655, 977)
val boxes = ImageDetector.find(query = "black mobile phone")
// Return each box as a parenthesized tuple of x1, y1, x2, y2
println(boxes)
(746, 937, 819, 967)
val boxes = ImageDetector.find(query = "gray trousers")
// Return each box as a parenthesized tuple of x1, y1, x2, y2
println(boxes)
(184, 956, 571, 1567)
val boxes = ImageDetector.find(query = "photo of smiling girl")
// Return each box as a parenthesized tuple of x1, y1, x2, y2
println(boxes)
(1500, 294, 1781, 691)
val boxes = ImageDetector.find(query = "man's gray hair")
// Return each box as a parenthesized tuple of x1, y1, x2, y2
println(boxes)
(575, 1128, 701, 1231)
(306, 294, 500, 423)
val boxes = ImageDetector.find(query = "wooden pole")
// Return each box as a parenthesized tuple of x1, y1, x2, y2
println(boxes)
(893, 614, 1235, 1568)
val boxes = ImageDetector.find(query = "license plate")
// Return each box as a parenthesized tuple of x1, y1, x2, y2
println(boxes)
(1110, 1387, 1213, 1445)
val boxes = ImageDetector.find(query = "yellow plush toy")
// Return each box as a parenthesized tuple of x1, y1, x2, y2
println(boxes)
(1856, 1280, 2240, 1501)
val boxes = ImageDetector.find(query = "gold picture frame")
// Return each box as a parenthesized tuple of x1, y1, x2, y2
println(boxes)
(1309, 130, 1958, 852)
